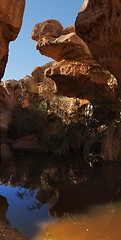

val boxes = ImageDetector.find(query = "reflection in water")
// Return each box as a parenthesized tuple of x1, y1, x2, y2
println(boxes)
(0, 152, 121, 239)
(0, 185, 56, 239)
(0, 195, 9, 224)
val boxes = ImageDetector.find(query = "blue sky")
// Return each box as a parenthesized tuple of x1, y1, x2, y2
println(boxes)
(2, 0, 83, 81)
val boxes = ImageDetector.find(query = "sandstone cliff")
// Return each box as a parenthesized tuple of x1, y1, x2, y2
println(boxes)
(1, 66, 88, 156)
(1, 3, 121, 161)
(32, 19, 120, 114)
(31, 18, 121, 160)
(0, 0, 25, 80)
(75, 0, 121, 90)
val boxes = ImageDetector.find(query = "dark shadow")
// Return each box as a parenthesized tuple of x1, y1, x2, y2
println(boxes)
(0, 195, 9, 224)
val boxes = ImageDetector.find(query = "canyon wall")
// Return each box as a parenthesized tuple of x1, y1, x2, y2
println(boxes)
(0, 0, 25, 80)
(75, 0, 121, 90)
(1, 2, 121, 160)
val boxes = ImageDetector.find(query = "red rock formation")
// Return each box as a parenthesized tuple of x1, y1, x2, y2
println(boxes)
(0, 0, 25, 80)
(0, 62, 56, 134)
(75, 0, 121, 88)
(32, 20, 92, 61)
(0, 75, 36, 132)
(32, 19, 120, 111)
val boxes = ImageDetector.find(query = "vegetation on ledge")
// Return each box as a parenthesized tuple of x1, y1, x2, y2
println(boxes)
(7, 85, 121, 162)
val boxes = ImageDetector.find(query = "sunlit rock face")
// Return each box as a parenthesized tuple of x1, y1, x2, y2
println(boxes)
(75, 0, 121, 87)
(0, 63, 58, 158)
(32, 19, 120, 111)
(0, 0, 25, 80)
(32, 20, 91, 61)
(0, 62, 57, 131)
(32, 19, 63, 42)
(0, 76, 35, 132)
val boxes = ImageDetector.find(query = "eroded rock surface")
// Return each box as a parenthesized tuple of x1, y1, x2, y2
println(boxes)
(32, 19, 120, 112)
(0, 64, 58, 157)
(0, 68, 53, 130)
(1, 8, 121, 161)
(0, 0, 25, 80)
(75, 0, 121, 88)
(0, 76, 36, 132)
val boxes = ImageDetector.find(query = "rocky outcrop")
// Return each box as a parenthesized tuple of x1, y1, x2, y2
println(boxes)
(45, 60, 119, 109)
(0, 76, 36, 132)
(1, 8, 121, 161)
(0, 76, 39, 159)
(75, 0, 121, 89)
(0, 0, 25, 80)
(0, 0, 26, 155)
(1, 64, 91, 158)
(31, 20, 90, 61)
(32, 19, 120, 113)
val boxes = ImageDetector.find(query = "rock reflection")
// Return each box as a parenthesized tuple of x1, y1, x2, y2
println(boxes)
(0, 152, 121, 239)
(36, 188, 59, 206)
(0, 152, 88, 187)
(0, 153, 121, 209)
(0, 195, 9, 224)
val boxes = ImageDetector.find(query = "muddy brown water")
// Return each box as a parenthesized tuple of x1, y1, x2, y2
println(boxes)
(0, 152, 121, 240)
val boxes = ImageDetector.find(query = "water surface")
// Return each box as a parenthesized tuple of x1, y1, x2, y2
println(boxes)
(0, 153, 121, 239)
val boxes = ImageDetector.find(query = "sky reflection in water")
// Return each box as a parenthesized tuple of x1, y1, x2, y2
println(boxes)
(0, 185, 56, 239)
(0, 184, 121, 240)
(0, 157, 121, 240)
